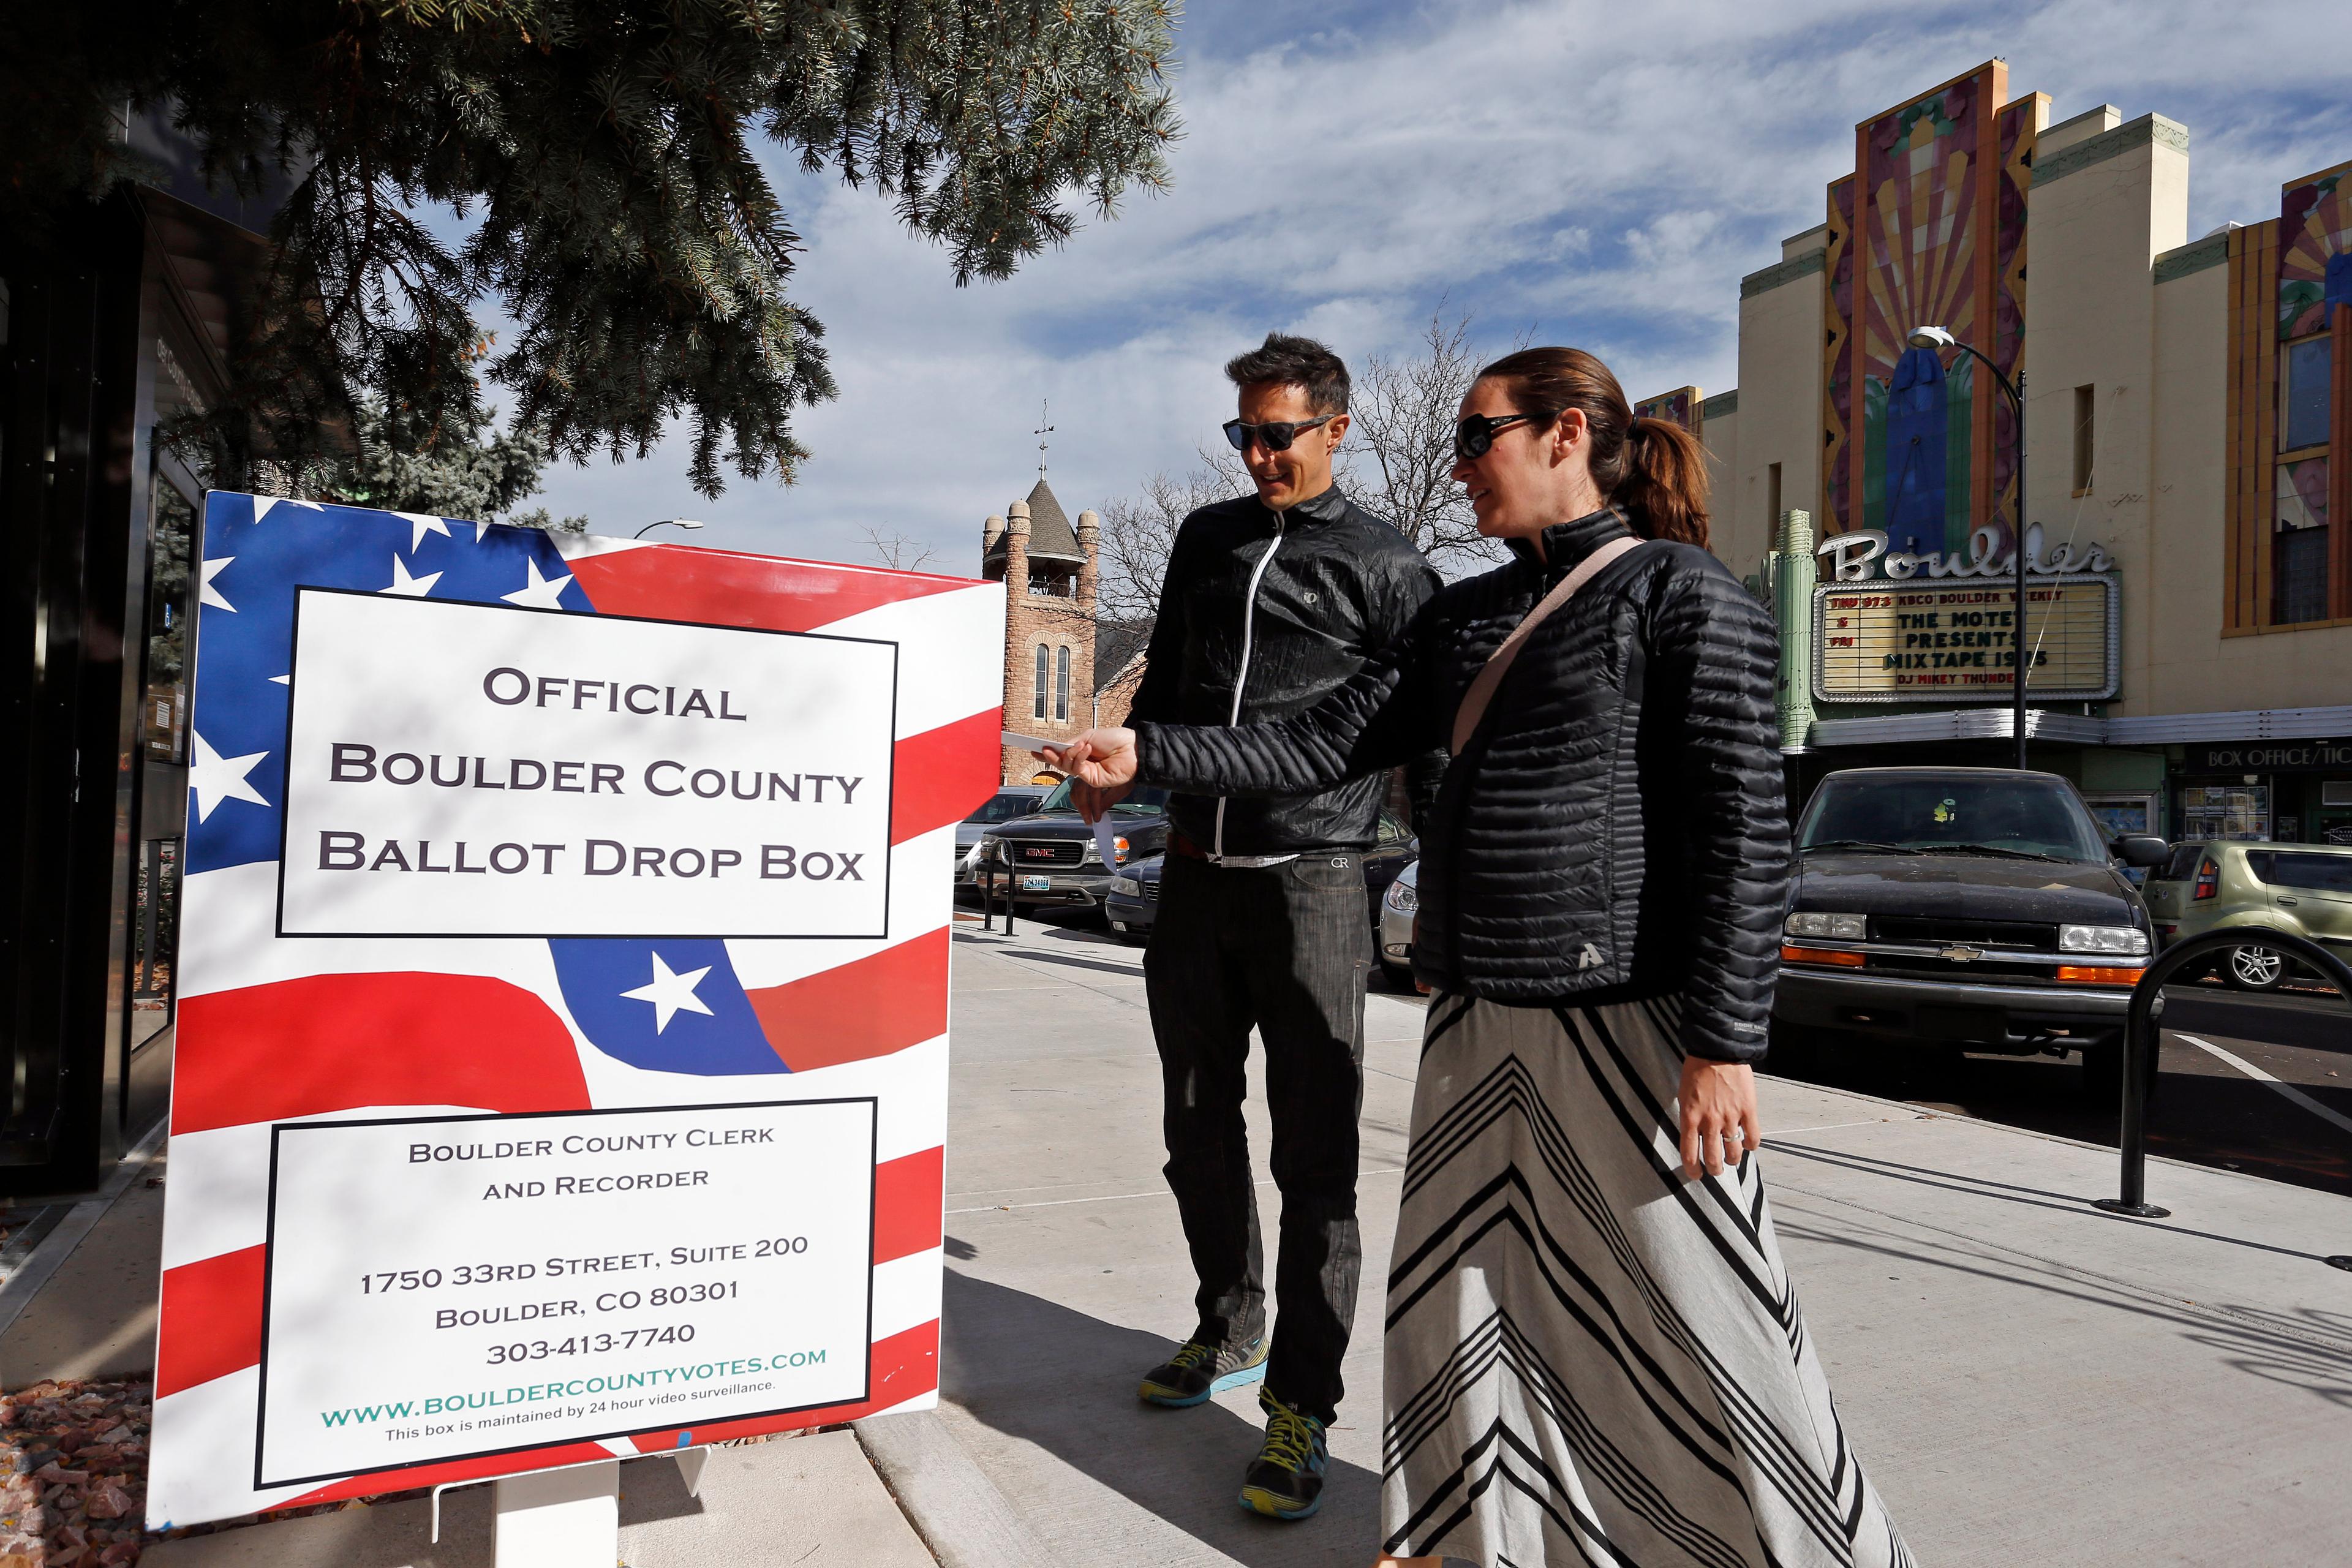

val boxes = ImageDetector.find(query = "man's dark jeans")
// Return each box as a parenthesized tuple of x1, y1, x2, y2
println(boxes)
(1143, 848, 1370, 1427)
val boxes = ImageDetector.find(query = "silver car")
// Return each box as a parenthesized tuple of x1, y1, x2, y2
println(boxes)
(1379, 860, 1419, 987)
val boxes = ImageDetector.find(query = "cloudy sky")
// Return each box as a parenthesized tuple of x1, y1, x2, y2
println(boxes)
(516, 0, 2349, 571)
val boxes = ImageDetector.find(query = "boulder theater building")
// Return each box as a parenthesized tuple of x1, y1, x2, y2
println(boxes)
(1654, 59, 2352, 848)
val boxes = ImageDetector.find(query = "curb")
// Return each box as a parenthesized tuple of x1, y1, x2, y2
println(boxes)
(0, 1120, 168, 1344)
(854, 1409, 1048, 1568)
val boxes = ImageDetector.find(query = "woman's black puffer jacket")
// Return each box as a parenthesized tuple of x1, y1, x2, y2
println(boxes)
(1133, 506, 1789, 1064)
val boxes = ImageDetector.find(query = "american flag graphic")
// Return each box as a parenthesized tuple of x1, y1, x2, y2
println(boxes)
(148, 494, 1002, 1526)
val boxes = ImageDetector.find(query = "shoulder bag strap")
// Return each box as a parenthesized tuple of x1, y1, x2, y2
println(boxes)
(1449, 535, 1647, 755)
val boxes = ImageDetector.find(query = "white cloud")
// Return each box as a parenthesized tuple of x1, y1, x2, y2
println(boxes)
(521, 0, 2350, 573)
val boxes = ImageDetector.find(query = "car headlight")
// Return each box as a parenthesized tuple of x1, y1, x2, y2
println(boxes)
(2060, 924, 2149, 956)
(1110, 876, 1141, 896)
(1784, 911, 1866, 941)
(1384, 878, 1418, 914)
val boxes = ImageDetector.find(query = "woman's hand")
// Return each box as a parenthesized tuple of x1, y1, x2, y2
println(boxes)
(1678, 1058, 1760, 1181)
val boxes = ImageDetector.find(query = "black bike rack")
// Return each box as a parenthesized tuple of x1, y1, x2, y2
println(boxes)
(979, 860, 1016, 937)
(2098, 927, 2352, 1255)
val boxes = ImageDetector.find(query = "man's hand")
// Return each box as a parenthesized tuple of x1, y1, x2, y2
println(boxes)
(1677, 1058, 1761, 1182)
(1041, 728, 1140, 805)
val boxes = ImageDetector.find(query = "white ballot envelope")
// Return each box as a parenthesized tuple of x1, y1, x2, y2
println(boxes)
(999, 734, 1119, 858)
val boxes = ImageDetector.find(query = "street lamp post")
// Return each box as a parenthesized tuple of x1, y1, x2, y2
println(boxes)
(1907, 326, 2027, 769)
(635, 519, 706, 540)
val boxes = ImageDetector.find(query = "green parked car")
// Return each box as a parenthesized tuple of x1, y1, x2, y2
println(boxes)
(2142, 841, 2352, 989)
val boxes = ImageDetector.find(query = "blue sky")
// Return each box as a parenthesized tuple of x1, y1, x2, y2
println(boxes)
(510, 1, 2350, 571)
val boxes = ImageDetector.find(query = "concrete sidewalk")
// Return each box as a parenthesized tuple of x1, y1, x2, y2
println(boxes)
(935, 922, 2352, 1567)
(4, 918, 2345, 1565)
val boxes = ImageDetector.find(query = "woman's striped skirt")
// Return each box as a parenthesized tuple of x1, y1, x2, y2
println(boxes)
(1381, 992, 1913, 1567)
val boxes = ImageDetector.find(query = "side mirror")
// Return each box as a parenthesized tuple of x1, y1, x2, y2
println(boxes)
(2113, 835, 2169, 869)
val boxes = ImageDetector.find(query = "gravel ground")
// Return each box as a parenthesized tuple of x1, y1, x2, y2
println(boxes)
(0, 1379, 149, 1566)
(0, 1382, 797, 1566)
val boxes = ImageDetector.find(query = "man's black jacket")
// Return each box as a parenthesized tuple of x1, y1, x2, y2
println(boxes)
(1126, 483, 1446, 855)
(1133, 507, 1789, 1064)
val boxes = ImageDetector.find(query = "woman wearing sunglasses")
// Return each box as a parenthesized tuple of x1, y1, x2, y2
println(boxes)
(1047, 347, 1910, 1567)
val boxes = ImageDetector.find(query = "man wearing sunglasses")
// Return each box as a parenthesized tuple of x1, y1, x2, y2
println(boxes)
(1102, 333, 1443, 1523)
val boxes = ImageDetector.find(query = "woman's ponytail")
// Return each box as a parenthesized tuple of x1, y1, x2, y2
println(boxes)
(1616, 415, 1711, 548)
(1476, 348, 1713, 549)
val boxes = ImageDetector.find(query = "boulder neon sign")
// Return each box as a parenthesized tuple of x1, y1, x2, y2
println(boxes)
(1817, 524, 2111, 582)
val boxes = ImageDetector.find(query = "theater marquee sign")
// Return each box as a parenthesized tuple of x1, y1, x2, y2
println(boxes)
(1811, 529, 2120, 704)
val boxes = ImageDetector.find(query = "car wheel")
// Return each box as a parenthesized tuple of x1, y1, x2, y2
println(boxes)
(2223, 942, 2290, 990)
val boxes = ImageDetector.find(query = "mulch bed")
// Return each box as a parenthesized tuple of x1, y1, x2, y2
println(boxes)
(0, 1378, 796, 1564)
(0, 1380, 363, 1567)
(0, 1379, 149, 1567)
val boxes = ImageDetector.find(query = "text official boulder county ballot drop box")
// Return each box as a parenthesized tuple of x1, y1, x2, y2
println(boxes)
(146, 494, 1004, 1528)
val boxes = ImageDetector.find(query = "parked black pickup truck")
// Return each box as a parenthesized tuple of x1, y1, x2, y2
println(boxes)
(1772, 767, 2169, 1095)
(976, 777, 1173, 911)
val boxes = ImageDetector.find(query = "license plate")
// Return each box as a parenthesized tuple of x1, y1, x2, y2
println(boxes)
(1021, 875, 1052, 892)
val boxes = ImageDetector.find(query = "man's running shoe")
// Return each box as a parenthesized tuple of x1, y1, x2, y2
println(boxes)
(1137, 1334, 1267, 1408)
(1238, 1388, 1328, 1520)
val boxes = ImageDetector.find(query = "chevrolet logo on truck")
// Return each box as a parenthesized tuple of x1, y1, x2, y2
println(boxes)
(1940, 944, 1986, 963)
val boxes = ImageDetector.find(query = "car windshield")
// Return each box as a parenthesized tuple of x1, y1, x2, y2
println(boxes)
(1798, 776, 2110, 863)
(1038, 778, 1170, 816)
(965, 791, 1044, 824)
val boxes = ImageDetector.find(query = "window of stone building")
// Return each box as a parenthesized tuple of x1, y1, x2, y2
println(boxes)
(2282, 336, 2331, 454)
(1055, 646, 1071, 722)
(1034, 644, 1049, 718)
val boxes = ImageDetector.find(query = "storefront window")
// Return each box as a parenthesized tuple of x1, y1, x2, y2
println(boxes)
(2281, 336, 2331, 453)
(145, 483, 196, 761)
(132, 478, 199, 1045)
(2179, 783, 2269, 842)
(130, 839, 180, 1044)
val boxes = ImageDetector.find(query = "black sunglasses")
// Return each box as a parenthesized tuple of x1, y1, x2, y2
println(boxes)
(1453, 410, 1553, 461)
(1223, 414, 1335, 453)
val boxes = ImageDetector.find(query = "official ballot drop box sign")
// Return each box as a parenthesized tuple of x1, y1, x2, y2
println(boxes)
(147, 494, 1003, 1527)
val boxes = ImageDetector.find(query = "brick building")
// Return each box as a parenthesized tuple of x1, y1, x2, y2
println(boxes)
(984, 478, 1102, 782)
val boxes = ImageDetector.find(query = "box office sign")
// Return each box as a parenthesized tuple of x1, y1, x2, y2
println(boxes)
(2187, 742, 2352, 774)
(1813, 575, 2120, 704)
(148, 494, 1003, 1529)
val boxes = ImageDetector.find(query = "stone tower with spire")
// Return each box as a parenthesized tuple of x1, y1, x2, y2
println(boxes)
(983, 477, 1101, 782)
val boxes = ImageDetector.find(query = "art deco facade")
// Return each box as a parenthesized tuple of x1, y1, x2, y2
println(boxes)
(1651, 60, 2352, 846)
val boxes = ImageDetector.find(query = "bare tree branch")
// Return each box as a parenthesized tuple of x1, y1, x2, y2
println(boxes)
(858, 524, 938, 572)
(1093, 458, 1246, 635)
(1344, 305, 1519, 574)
